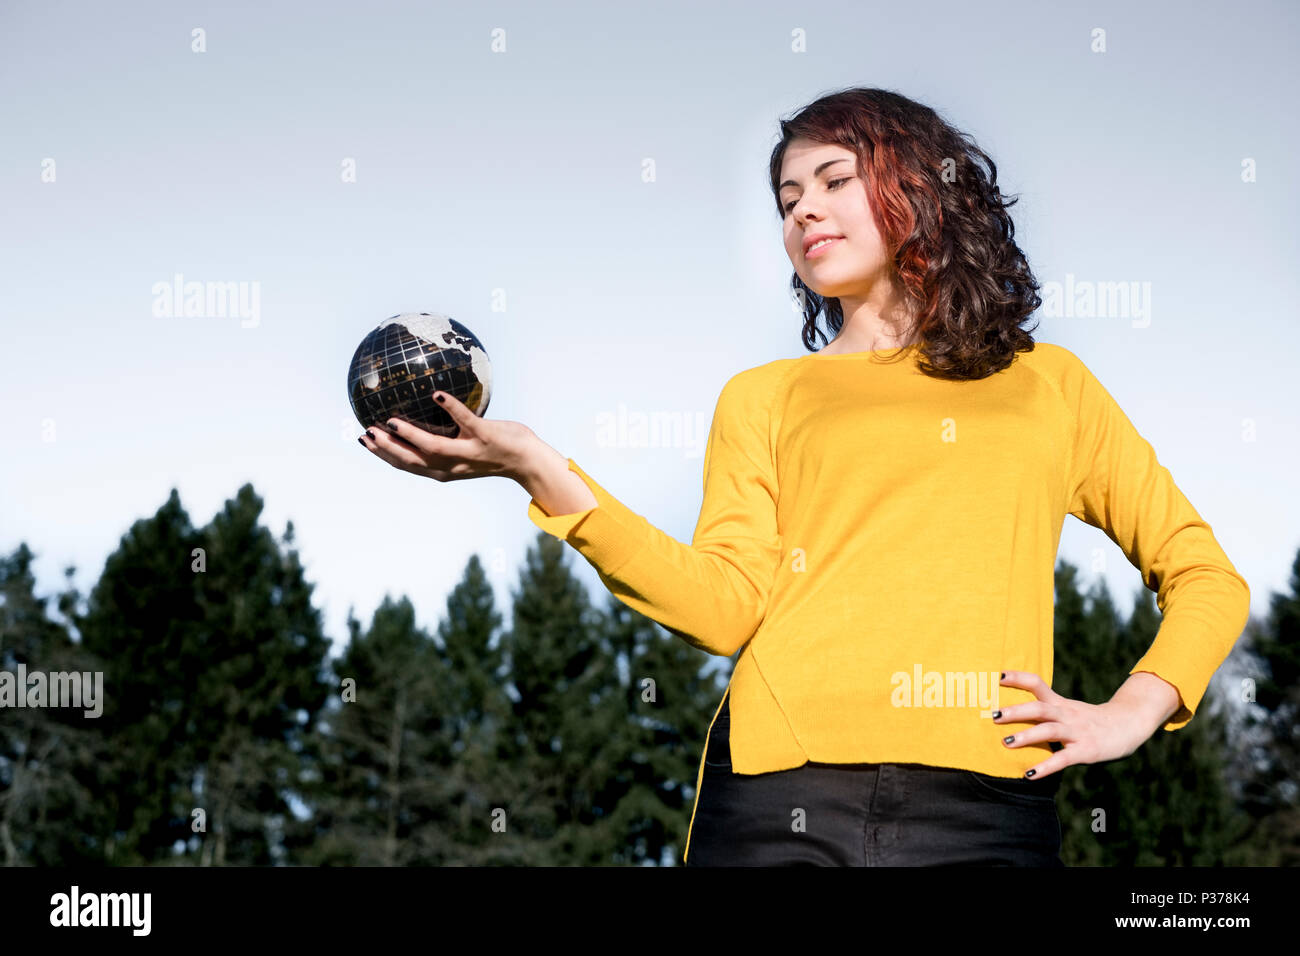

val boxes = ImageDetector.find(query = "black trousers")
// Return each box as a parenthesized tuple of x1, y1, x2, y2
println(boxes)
(685, 695, 1064, 866)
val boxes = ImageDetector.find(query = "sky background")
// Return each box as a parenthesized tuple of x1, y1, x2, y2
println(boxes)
(2, 0, 1296, 670)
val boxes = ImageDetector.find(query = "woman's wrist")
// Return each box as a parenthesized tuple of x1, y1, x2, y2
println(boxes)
(1108, 671, 1183, 739)
(513, 434, 599, 516)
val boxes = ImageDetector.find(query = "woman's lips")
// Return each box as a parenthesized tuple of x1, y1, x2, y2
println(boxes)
(805, 237, 843, 259)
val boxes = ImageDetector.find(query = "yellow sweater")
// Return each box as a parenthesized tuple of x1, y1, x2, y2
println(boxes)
(526, 341, 1250, 812)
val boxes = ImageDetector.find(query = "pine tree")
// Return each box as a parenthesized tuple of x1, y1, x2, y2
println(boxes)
(287, 596, 450, 865)
(181, 485, 334, 865)
(1052, 559, 1253, 865)
(1226, 548, 1300, 864)
(0, 543, 112, 865)
(491, 532, 625, 864)
(428, 554, 514, 864)
(1115, 588, 1248, 864)
(602, 596, 728, 865)
(75, 490, 211, 864)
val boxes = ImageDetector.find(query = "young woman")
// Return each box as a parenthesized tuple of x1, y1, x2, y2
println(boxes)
(358, 88, 1251, 866)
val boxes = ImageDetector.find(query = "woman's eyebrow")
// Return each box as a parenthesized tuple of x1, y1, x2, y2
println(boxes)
(779, 158, 852, 192)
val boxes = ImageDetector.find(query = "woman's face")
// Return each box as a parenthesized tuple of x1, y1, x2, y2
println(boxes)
(779, 138, 893, 302)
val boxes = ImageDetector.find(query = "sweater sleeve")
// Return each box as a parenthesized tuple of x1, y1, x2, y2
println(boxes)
(525, 369, 783, 657)
(1060, 349, 1251, 731)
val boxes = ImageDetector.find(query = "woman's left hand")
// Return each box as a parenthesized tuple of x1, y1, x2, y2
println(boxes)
(992, 670, 1173, 780)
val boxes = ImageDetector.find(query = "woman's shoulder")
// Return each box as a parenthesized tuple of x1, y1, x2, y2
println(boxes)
(1011, 341, 1120, 420)
(1014, 339, 1086, 369)
(1023, 341, 1116, 388)
(707, 357, 804, 418)
(720, 355, 805, 390)
(1009, 340, 1094, 389)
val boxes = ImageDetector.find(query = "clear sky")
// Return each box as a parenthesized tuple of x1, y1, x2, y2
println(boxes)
(2, 0, 1296, 665)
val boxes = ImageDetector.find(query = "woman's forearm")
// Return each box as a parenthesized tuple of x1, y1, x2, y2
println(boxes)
(1109, 671, 1183, 736)
(514, 433, 599, 516)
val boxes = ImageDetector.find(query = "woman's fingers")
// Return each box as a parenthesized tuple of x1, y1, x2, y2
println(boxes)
(431, 390, 476, 435)
(359, 427, 429, 473)
(362, 407, 483, 478)
(359, 395, 527, 483)
(1000, 669, 1063, 704)
(381, 415, 457, 457)
(376, 392, 474, 453)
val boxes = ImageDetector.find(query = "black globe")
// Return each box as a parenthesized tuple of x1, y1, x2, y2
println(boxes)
(347, 312, 492, 438)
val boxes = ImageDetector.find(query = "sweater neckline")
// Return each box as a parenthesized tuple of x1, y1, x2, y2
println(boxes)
(801, 342, 918, 360)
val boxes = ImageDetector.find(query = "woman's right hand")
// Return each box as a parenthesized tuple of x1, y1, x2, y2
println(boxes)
(357, 390, 536, 483)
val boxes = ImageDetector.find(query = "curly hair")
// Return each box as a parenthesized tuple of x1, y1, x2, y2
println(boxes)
(768, 87, 1041, 380)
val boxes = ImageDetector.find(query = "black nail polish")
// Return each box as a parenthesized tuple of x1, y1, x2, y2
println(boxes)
(357, 437, 366, 446)
(992, 710, 1001, 719)
(385, 421, 399, 432)
(1000, 672, 1005, 679)
(1025, 769, 1036, 778)
(366, 430, 375, 440)
(1003, 735, 1014, 745)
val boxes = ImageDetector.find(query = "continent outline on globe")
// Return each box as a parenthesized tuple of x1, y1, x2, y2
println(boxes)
(347, 312, 492, 439)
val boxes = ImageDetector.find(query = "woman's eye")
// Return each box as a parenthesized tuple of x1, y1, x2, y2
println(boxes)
(783, 177, 852, 214)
